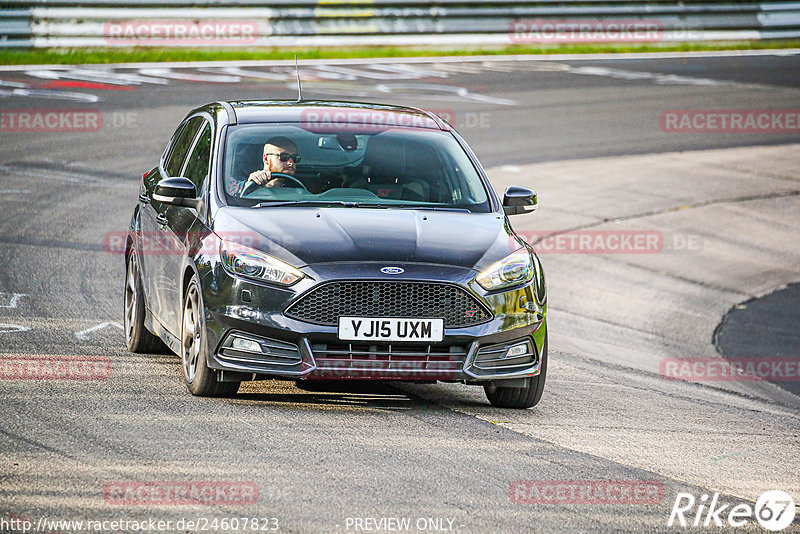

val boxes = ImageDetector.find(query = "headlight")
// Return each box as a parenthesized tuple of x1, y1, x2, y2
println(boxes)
(220, 240, 304, 286)
(475, 249, 534, 291)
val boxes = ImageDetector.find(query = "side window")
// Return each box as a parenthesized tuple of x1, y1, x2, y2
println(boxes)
(164, 117, 203, 177)
(183, 122, 212, 193)
(162, 122, 186, 164)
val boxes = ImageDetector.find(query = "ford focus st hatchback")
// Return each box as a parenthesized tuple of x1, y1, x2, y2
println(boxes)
(124, 100, 547, 409)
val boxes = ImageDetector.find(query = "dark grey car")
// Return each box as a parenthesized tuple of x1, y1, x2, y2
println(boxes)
(124, 100, 547, 408)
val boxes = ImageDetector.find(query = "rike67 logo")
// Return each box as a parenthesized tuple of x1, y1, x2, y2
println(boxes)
(668, 490, 796, 531)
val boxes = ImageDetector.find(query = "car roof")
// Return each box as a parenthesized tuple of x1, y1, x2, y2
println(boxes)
(212, 100, 451, 131)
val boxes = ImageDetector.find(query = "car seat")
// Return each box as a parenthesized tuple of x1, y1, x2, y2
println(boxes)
(347, 136, 430, 202)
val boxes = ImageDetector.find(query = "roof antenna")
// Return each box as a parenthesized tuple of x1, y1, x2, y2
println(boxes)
(295, 54, 303, 101)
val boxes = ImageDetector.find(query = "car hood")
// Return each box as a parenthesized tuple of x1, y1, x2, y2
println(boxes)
(213, 206, 524, 272)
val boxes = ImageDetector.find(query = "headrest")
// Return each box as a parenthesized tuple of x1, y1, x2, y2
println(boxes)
(232, 143, 264, 178)
(362, 136, 406, 182)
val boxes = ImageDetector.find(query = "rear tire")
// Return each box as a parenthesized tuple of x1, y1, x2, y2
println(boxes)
(484, 332, 547, 409)
(181, 276, 239, 397)
(124, 249, 168, 354)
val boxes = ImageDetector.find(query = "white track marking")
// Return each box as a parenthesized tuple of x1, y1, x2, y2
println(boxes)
(24, 68, 167, 85)
(375, 82, 517, 105)
(568, 65, 724, 86)
(368, 63, 450, 78)
(138, 68, 241, 83)
(311, 65, 399, 80)
(0, 293, 27, 309)
(499, 165, 521, 173)
(4, 51, 795, 105)
(196, 66, 290, 81)
(0, 80, 30, 88)
(1, 49, 796, 72)
(430, 63, 486, 74)
(0, 88, 99, 103)
(71, 67, 170, 85)
(0, 167, 81, 183)
(0, 324, 30, 334)
(74, 321, 124, 340)
(286, 82, 389, 99)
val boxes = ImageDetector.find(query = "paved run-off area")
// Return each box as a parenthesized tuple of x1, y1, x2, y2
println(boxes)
(0, 53, 798, 532)
(439, 143, 800, 502)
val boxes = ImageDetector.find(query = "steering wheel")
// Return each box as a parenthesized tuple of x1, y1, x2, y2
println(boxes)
(242, 172, 308, 196)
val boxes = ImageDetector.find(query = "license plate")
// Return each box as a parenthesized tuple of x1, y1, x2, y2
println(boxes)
(338, 317, 444, 342)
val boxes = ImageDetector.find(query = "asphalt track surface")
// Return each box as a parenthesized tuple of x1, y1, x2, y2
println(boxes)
(717, 282, 800, 397)
(0, 51, 799, 533)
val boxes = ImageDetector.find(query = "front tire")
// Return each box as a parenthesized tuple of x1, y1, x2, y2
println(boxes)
(124, 249, 167, 354)
(484, 332, 547, 409)
(181, 276, 239, 397)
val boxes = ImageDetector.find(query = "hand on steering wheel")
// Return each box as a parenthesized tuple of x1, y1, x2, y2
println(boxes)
(242, 172, 308, 196)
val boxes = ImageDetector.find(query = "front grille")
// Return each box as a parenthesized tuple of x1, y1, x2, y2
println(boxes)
(309, 342, 467, 379)
(285, 282, 491, 328)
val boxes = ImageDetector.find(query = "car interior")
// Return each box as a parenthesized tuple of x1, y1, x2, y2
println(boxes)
(224, 127, 485, 207)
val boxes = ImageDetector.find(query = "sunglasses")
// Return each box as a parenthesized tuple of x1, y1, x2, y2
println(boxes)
(266, 152, 302, 163)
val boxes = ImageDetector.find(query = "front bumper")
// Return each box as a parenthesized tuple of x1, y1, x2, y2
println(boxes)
(208, 327, 546, 382)
(198, 260, 546, 383)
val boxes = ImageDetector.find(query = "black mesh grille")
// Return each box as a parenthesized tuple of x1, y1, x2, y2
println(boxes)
(285, 282, 491, 328)
(309, 343, 468, 379)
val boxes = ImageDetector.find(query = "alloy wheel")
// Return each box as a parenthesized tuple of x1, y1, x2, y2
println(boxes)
(182, 283, 202, 383)
(124, 252, 138, 344)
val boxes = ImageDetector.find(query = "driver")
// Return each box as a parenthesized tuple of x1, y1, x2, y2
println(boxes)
(229, 136, 301, 196)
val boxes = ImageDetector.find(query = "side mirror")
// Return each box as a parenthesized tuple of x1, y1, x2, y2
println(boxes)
(153, 177, 199, 208)
(502, 185, 537, 216)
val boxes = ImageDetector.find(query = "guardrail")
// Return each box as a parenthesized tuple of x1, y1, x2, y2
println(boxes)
(2, 1, 799, 48)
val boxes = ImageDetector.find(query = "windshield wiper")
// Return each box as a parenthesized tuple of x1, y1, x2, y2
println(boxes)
(252, 200, 363, 208)
(389, 204, 471, 212)
(250, 201, 468, 212)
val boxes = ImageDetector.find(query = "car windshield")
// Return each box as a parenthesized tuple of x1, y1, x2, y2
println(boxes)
(221, 124, 491, 212)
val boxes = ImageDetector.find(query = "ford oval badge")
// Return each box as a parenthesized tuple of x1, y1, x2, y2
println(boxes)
(381, 266, 404, 275)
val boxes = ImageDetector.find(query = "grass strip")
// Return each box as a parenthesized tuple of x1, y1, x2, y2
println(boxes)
(1, 41, 799, 65)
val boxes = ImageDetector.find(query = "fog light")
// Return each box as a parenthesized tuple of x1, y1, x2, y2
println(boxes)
(505, 343, 530, 359)
(232, 337, 263, 353)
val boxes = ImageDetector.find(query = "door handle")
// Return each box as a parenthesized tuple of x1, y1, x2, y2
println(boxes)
(139, 193, 150, 204)
(156, 214, 168, 226)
